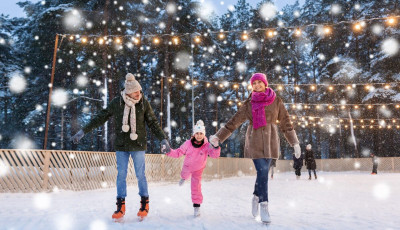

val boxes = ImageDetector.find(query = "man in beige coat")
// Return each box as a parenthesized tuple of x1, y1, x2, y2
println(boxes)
(209, 73, 301, 224)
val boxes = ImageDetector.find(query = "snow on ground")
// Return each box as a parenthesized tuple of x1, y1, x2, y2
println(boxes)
(1, 172, 399, 230)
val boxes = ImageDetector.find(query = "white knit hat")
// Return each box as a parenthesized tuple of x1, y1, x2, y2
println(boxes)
(124, 73, 142, 94)
(306, 144, 312, 150)
(193, 120, 206, 135)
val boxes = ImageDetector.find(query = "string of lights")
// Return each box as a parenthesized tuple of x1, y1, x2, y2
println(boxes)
(58, 15, 399, 42)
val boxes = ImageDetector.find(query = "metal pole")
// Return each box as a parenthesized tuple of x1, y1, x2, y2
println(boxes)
(43, 34, 59, 150)
(190, 36, 194, 128)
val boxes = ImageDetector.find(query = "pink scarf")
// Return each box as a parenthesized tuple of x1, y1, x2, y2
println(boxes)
(251, 88, 276, 130)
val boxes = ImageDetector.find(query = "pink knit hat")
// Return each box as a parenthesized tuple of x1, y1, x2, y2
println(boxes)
(250, 73, 268, 87)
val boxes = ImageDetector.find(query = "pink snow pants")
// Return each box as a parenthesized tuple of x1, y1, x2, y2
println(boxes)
(181, 167, 204, 204)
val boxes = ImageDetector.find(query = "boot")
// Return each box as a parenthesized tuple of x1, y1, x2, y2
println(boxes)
(179, 178, 185, 186)
(314, 174, 317, 180)
(260, 201, 271, 223)
(193, 204, 201, 217)
(252, 195, 259, 217)
(112, 198, 125, 220)
(308, 175, 311, 180)
(137, 196, 149, 218)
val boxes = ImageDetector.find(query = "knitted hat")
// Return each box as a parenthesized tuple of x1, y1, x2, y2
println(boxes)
(250, 73, 268, 87)
(124, 73, 142, 94)
(306, 144, 312, 150)
(193, 120, 206, 135)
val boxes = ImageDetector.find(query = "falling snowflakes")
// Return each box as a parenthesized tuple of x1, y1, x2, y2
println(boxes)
(9, 74, 27, 94)
(318, 53, 326, 61)
(354, 162, 361, 169)
(372, 24, 383, 35)
(166, 2, 177, 14)
(381, 38, 399, 56)
(197, 1, 215, 21)
(0, 159, 9, 177)
(174, 52, 191, 70)
(175, 136, 182, 142)
(64, 9, 83, 30)
(208, 94, 216, 103)
(260, 2, 277, 20)
(11, 135, 36, 149)
(246, 39, 258, 51)
(52, 89, 69, 107)
(236, 62, 247, 73)
(34, 193, 51, 210)
(275, 65, 282, 72)
(331, 4, 341, 15)
(293, 10, 300, 18)
(361, 148, 371, 157)
(373, 183, 391, 200)
(24, 66, 32, 74)
(88, 59, 95, 67)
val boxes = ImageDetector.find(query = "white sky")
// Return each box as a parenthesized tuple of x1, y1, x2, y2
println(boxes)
(0, 0, 304, 18)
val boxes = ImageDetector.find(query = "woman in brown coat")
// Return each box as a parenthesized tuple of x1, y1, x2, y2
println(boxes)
(209, 73, 301, 224)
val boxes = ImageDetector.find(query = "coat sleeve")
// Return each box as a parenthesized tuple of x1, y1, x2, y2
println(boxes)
(215, 101, 249, 143)
(207, 146, 221, 159)
(277, 98, 299, 147)
(82, 97, 117, 134)
(144, 98, 167, 141)
(166, 141, 190, 158)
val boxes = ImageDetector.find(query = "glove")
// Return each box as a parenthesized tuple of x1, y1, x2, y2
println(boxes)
(71, 130, 84, 144)
(160, 139, 171, 154)
(209, 135, 219, 148)
(294, 144, 301, 159)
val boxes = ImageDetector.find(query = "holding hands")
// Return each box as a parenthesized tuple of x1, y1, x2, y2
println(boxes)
(209, 135, 220, 148)
(294, 144, 301, 159)
(161, 139, 171, 154)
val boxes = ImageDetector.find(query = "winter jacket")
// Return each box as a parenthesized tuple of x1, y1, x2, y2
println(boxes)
(215, 95, 299, 159)
(305, 150, 317, 170)
(82, 93, 166, 151)
(166, 137, 221, 172)
(293, 154, 304, 169)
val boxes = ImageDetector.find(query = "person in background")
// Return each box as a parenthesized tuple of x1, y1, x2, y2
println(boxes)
(305, 144, 317, 180)
(293, 151, 304, 180)
(371, 153, 378, 175)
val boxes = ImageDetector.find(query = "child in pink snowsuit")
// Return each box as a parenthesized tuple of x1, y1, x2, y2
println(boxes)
(164, 120, 220, 216)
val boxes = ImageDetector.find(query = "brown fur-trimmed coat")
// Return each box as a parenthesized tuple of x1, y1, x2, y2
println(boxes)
(215, 95, 299, 159)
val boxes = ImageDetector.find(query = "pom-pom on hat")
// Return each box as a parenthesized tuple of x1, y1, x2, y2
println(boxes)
(124, 73, 142, 94)
(193, 120, 206, 135)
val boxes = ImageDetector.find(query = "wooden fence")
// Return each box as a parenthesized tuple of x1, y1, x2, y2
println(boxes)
(0, 149, 399, 193)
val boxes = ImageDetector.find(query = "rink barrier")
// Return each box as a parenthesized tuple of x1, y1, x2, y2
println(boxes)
(0, 149, 399, 192)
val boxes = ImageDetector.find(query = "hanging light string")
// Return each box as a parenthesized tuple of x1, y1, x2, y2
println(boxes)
(169, 77, 400, 88)
(288, 114, 399, 122)
(58, 15, 399, 42)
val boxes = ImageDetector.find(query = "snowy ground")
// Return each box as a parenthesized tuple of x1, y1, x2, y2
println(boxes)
(1, 172, 399, 230)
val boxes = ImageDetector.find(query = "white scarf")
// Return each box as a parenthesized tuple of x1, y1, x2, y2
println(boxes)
(121, 91, 142, 140)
